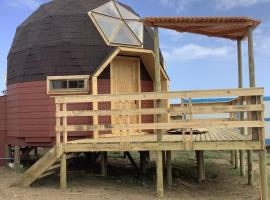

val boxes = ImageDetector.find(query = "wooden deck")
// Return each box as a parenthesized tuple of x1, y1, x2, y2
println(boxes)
(66, 128, 261, 152)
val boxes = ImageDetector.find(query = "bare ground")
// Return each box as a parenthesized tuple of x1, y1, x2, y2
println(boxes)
(0, 151, 269, 200)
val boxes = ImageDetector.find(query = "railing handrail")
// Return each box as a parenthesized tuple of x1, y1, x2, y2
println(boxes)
(53, 87, 264, 103)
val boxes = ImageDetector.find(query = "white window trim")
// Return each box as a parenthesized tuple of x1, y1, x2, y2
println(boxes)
(47, 75, 90, 94)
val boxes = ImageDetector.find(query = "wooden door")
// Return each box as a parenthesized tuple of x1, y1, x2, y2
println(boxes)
(110, 56, 140, 128)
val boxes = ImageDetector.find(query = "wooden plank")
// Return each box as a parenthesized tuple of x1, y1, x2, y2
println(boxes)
(60, 153, 67, 189)
(54, 88, 264, 103)
(56, 120, 265, 132)
(65, 140, 262, 152)
(92, 76, 99, 141)
(11, 146, 59, 187)
(56, 104, 264, 118)
(101, 152, 107, 176)
(14, 146, 21, 173)
(259, 150, 269, 200)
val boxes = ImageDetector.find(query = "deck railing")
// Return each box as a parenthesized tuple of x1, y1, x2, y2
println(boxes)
(53, 87, 265, 154)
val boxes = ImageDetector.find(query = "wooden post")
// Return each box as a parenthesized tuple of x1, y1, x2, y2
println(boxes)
(231, 150, 235, 166)
(259, 149, 269, 200)
(5, 144, 11, 168)
(154, 26, 164, 199)
(247, 28, 268, 199)
(166, 151, 172, 187)
(156, 150, 164, 199)
(247, 27, 255, 185)
(60, 153, 67, 189)
(14, 146, 20, 173)
(237, 39, 245, 176)
(196, 150, 205, 182)
(101, 152, 108, 176)
(140, 151, 147, 174)
(234, 150, 239, 169)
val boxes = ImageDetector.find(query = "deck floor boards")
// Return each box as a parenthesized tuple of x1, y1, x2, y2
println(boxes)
(68, 128, 251, 144)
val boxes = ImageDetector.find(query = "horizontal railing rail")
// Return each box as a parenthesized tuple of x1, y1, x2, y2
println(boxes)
(52, 87, 265, 154)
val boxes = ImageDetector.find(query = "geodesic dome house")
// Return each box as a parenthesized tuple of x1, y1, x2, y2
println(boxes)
(2, 0, 169, 149)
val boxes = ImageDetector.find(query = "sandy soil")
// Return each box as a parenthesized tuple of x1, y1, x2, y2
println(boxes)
(0, 151, 269, 200)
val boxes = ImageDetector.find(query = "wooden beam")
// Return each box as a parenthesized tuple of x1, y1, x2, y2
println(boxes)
(54, 88, 264, 104)
(247, 27, 255, 186)
(237, 40, 243, 88)
(65, 141, 262, 152)
(156, 150, 164, 199)
(234, 150, 239, 169)
(196, 150, 205, 182)
(237, 39, 245, 176)
(92, 48, 121, 77)
(92, 76, 99, 141)
(258, 150, 269, 200)
(56, 120, 265, 132)
(14, 146, 20, 173)
(101, 152, 108, 176)
(154, 26, 164, 199)
(140, 151, 148, 174)
(60, 153, 67, 189)
(125, 152, 139, 171)
(166, 151, 172, 187)
(56, 104, 264, 117)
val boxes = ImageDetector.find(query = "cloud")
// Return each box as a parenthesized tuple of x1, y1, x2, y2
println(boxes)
(158, 0, 199, 13)
(162, 44, 233, 61)
(158, 0, 270, 11)
(5, 0, 45, 10)
(214, 0, 270, 10)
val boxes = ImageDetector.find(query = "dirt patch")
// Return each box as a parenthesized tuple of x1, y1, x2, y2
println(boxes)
(0, 151, 269, 200)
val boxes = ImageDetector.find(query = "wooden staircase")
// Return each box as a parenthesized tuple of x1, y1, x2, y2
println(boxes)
(11, 146, 61, 187)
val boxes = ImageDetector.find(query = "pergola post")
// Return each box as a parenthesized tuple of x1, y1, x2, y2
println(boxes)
(154, 26, 164, 199)
(247, 28, 268, 200)
(237, 39, 245, 176)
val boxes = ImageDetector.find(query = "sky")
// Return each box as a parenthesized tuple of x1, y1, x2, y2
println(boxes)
(0, 0, 270, 95)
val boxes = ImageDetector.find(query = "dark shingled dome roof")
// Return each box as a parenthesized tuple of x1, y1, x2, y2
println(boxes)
(7, 0, 156, 85)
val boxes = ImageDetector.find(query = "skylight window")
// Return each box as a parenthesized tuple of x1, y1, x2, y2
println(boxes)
(89, 1, 143, 47)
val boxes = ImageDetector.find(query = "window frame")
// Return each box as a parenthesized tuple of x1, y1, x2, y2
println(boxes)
(88, 1, 144, 48)
(47, 75, 90, 94)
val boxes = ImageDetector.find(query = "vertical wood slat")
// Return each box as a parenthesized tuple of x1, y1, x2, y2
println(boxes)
(181, 98, 186, 143)
(125, 101, 130, 151)
(189, 98, 193, 142)
(56, 103, 61, 157)
(63, 103, 67, 151)
(92, 76, 99, 141)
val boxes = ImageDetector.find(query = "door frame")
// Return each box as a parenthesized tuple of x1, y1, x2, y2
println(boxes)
(110, 56, 141, 129)
(110, 56, 141, 94)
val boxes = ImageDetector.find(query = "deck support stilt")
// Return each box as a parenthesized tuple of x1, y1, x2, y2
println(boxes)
(156, 150, 164, 199)
(60, 153, 67, 189)
(14, 146, 21, 173)
(239, 150, 245, 176)
(196, 150, 205, 182)
(247, 150, 253, 185)
(231, 150, 235, 166)
(258, 149, 269, 200)
(140, 151, 148, 173)
(234, 150, 239, 169)
(101, 152, 108, 176)
(5, 144, 12, 168)
(166, 151, 172, 187)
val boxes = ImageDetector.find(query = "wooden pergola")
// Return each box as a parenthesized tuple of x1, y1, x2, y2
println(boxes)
(140, 16, 268, 200)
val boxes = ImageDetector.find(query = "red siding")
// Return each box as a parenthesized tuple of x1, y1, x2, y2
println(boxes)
(0, 96, 7, 166)
(6, 78, 154, 147)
